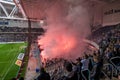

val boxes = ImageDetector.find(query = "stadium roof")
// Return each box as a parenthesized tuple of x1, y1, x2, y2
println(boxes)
(0, 0, 118, 20)
(1, 0, 14, 4)
(14, 0, 118, 20)
(14, 0, 57, 20)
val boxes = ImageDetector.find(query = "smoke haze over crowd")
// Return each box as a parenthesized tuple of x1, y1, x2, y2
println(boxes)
(38, 0, 92, 60)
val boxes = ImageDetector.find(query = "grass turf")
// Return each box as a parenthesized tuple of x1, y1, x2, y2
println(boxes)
(0, 43, 26, 80)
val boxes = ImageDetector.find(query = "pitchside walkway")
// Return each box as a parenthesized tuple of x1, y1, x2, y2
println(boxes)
(25, 71, 38, 80)
(24, 54, 40, 80)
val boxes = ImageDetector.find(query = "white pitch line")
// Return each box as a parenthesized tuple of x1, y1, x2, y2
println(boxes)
(0, 51, 15, 78)
(0, 61, 10, 77)
(2, 51, 18, 80)
(0, 42, 25, 80)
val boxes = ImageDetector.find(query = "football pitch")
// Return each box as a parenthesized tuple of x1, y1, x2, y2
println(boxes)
(0, 42, 26, 80)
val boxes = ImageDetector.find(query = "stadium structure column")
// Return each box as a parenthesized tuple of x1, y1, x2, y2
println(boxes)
(27, 18, 32, 56)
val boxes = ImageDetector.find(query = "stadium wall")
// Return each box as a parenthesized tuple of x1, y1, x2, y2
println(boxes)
(92, 1, 120, 30)
(102, 1, 120, 26)
(93, 4, 103, 28)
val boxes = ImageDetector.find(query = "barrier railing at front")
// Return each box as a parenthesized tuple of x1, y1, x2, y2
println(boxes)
(102, 63, 113, 80)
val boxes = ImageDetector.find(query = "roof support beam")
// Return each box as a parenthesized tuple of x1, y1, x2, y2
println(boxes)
(13, 0, 27, 18)
(9, 6, 17, 17)
(0, 16, 27, 20)
(0, 0, 15, 5)
(0, 3, 9, 17)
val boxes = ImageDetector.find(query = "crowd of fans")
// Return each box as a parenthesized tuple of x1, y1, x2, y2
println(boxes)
(0, 34, 27, 42)
(0, 26, 45, 42)
(35, 24, 120, 80)
(0, 26, 27, 32)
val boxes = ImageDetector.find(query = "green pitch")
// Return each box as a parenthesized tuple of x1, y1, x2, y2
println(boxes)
(0, 43, 26, 80)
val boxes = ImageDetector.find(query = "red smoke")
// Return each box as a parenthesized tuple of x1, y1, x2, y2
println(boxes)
(37, 0, 91, 60)
(38, 30, 77, 59)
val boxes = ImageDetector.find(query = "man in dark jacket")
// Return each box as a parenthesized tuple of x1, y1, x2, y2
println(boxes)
(63, 61, 78, 80)
(91, 59, 103, 80)
(35, 67, 50, 80)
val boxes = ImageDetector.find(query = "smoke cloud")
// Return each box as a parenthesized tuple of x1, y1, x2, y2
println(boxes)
(38, 0, 91, 60)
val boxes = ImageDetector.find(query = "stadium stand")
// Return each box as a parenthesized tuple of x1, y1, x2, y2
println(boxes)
(33, 24, 120, 80)
(0, 26, 45, 42)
